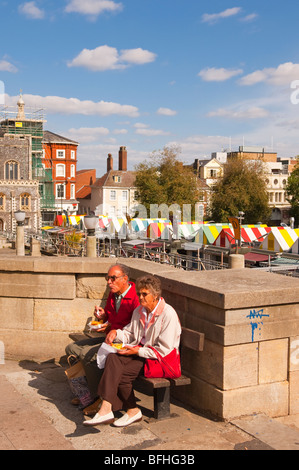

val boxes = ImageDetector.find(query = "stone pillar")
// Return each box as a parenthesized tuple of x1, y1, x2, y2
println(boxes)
(30, 237, 41, 257)
(229, 254, 244, 269)
(86, 236, 97, 258)
(16, 225, 25, 256)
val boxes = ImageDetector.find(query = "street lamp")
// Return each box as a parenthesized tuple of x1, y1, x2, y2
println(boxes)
(14, 210, 26, 256)
(84, 215, 98, 257)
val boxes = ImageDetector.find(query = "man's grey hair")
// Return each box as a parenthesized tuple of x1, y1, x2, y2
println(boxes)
(110, 264, 130, 278)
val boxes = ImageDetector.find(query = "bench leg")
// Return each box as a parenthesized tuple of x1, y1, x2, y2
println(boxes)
(153, 387, 170, 420)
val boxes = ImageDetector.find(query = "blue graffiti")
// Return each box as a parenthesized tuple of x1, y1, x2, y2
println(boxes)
(247, 309, 269, 342)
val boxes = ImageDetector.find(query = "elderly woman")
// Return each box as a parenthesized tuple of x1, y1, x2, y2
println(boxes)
(83, 275, 181, 427)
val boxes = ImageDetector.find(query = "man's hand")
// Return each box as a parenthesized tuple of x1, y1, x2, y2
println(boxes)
(94, 306, 105, 320)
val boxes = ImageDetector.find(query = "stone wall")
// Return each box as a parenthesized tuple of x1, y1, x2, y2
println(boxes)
(0, 255, 298, 421)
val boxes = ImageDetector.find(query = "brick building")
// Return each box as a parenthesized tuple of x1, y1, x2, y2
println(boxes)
(42, 131, 79, 217)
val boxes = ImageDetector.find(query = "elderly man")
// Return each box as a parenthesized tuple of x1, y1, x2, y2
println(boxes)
(65, 264, 139, 410)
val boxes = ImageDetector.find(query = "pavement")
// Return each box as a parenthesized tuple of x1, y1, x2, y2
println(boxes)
(0, 360, 299, 451)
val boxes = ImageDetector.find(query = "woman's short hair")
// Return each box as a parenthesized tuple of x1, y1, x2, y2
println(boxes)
(136, 275, 162, 299)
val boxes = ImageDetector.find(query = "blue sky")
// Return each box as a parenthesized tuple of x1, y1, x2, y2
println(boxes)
(1, 0, 299, 175)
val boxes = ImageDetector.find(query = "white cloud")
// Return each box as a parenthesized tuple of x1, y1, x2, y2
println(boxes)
(113, 129, 128, 135)
(5, 94, 139, 117)
(119, 48, 156, 65)
(135, 127, 171, 137)
(18, 2, 45, 19)
(202, 7, 242, 24)
(65, 0, 123, 18)
(198, 67, 243, 82)
(0, 60, 18, 73)
(240, 13, 258, 22)
(240, 62, 299, 86)
(207, 106, 269, 120)
(157, 107, 177, 116)
(68, 45, 157, 71)
(67, 127, 110, 143)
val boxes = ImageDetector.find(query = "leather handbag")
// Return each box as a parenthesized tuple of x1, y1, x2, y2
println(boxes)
(144, 347, 181, 379)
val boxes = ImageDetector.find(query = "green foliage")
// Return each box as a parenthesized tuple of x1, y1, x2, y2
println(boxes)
(134, 146, 200, 214)
(209, 158, 271, 224)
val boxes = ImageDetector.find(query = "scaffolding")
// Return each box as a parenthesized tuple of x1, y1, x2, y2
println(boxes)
(0, 105, 56, 213)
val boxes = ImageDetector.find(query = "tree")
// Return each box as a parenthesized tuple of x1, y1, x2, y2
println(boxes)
(286, 162, 299, 226)
(209, 158, 271, 224)
(134, 146, 201, 218)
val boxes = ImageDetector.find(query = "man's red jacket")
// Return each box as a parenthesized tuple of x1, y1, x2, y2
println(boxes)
(104, 282, 139, 330)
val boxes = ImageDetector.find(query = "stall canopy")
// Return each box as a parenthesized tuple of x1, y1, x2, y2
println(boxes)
(147, 220, 171, 239)
(290, 229, 299, 254)
(259, 227, 299, 252)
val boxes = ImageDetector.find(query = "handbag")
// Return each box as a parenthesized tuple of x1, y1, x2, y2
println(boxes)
(65, 355, 93, 408)
(144, 347, 181, 379)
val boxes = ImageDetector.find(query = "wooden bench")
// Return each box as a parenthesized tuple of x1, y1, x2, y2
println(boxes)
(69, 327, 204, 421)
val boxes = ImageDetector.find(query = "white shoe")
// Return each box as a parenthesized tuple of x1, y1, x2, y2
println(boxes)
(83, 411, 114, 426)
(113, 410, 142, 427)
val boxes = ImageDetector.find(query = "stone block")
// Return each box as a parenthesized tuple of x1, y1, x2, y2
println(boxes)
(0, 298, 34, 330)
(290, 336, 299, 372)
(289, 370, 299, 415)
(0, 329, 72, 361)
(33, 298, 106, 332)
(223, 343, 258, 390)
(0, 272, 76, 299)
(76, 274, 109, 299)
(259, 339, 288, 384)
(173, 374, 224, 419)
(181, 340, 224, 389)
(222, 382, 289, 420)
(182, 340, 258, 391)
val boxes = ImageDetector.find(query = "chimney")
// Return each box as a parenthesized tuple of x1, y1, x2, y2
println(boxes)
(107, 154, 113, 172)
(118, 146, 127, 171)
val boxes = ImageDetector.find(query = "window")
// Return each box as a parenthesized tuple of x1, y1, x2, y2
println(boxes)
(56, 150, 65, 159)
(210, 169, 217, 178)
(70, 184, 75, 200)
(56, 164, 65, 177)
(113, 175, 121, 183)
(56, 184, 65, 199)
(0, 194, 5, 210)
(71, 164, 75, 178)
(20, 193, 30, 211)
(122, 190, 128, 201)
(71, 150, 75, 159)
(5, 161, 19, 180)
(110, 190, 116, 201)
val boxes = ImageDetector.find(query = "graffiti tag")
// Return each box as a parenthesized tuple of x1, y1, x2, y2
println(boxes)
(246, 309, 270, 342)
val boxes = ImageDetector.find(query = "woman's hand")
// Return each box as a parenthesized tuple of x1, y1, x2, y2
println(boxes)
(105, 329, 117, 345)
(117, 345, 139, 356)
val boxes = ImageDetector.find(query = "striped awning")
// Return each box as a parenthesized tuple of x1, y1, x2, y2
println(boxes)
(260, 227, 299, 252)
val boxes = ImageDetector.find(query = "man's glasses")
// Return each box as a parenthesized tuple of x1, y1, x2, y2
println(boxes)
(105, 275, 124, 282)
(137, 292, 150, 298)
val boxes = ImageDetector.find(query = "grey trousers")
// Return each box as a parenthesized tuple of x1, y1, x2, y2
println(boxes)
(65, 336, 105, 398)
